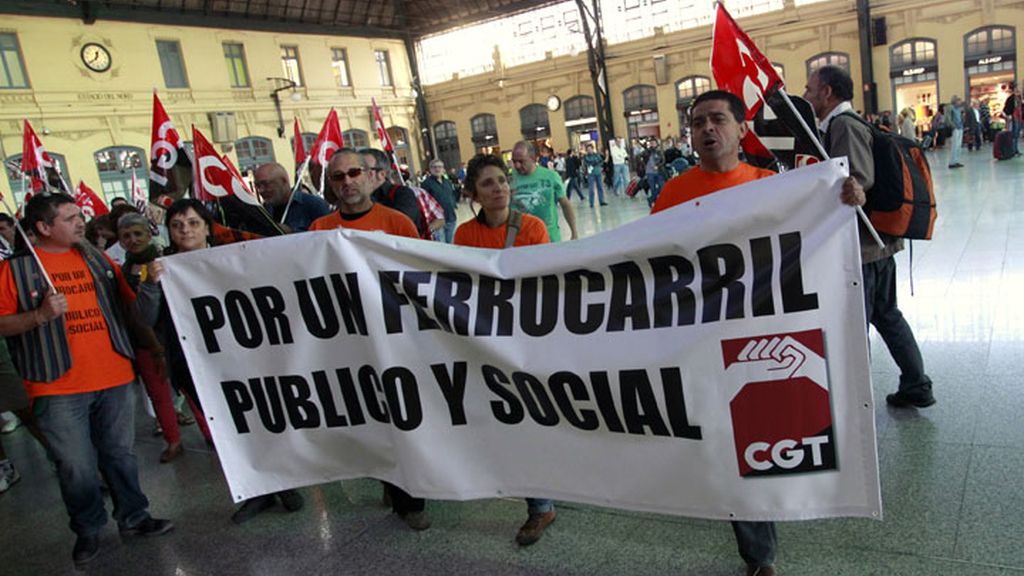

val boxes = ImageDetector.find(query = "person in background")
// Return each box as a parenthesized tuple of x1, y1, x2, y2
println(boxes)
(582, 143, 606, 207)
(421, 159, 459, 243)
(254, 162, 331, 233)
(948, 96, 965, 168)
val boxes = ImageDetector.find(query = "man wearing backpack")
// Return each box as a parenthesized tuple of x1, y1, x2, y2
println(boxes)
(805, 65, 935, 409)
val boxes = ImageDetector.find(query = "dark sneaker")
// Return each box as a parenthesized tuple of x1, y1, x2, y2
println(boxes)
(231, 495, 276, 525)
(515, 510, 556, 546)
(746, 565, 776, 576)
(401, 511, 432, 531)
(886, 390, 936, 408)
(120, 517, 174, 537)
(277, 490, 304, 512)
(72, 534, 100, 567)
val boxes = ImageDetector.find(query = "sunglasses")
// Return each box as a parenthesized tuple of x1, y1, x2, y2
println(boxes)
(329, 167, 381, 182)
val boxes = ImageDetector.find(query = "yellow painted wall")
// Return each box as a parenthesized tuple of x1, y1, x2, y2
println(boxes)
(424, 0, 1022, 165)
(0, 14, 420, 205)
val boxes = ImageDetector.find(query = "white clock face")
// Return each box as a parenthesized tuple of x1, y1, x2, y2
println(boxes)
(81, 43, 111, 72)
(547, 95, 561, 112)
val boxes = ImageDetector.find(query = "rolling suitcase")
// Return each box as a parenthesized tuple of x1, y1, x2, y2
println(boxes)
(625, 177, 641, 198)
(993, 130, 1015, 161)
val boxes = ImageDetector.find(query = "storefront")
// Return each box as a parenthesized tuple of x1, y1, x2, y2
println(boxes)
(563, 95, 598, 152)
(470, 113, 500, 155)
(519, 104, 552, 155)
(889, 39, 939, 136)
(623, 85, 660, 144)
(964, 26, 1016, 135)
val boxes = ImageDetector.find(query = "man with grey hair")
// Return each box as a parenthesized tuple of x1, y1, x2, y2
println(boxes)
(254, 162, 331, 232)
(361, 148, 437, 237)
(421, 158, 458, 243)
(510, 141, 578, 242)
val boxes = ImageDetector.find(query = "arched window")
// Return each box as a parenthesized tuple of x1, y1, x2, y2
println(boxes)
(519, 104, 551, 139)
(342, 129, 369, 149)
(5, 152, 71, 206)
(433, 121, 462, 173)
(386, 126, 411, 170)
(471, 113, 499, 148)
(890, 38, 937, 68)
(94, 146, 146, 204)
(675, 76, 710, 137)
(806, 52, 850, 78)
(623, 84, 658, 113)
(290, 132, 318, 157)
(965, 25, 1015, 57)
(564, 96, 596, 121)
(234, 136, 275, 174)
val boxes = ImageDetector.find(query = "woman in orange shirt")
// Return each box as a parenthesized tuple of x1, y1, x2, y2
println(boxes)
(453, 153, 555, 546)
(453, 154, 549, 248)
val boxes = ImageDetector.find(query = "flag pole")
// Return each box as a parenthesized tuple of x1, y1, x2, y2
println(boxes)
(280, 155, 311, 225)
(9, 177, 56, 294)
(776, 89, 884, 248)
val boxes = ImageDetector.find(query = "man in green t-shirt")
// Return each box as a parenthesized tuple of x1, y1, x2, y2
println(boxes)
(510, 141, 578, 242)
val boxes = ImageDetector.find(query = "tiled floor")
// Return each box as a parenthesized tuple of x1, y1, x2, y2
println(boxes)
(2, 147, 1024, 575)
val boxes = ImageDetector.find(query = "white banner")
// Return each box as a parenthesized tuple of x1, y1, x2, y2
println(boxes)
(162, 159, 881, 522)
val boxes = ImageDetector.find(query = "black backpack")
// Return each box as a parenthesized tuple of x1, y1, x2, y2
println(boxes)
(830, 112, 937, 240)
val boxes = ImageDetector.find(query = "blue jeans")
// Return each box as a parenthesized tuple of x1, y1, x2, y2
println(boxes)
(1012, 119, 1021, 155)
(862, 256, 932, 396)
(34, 383, 151, 537)
(646, 173, 666, 207)
(526, 498, 554, 513)
(587, 173, 605, 207)
(433, 220, 456, 243)
(566, 176, 584, 201)
(949, 128, 964, 165)
(612, 164, 629, 195)
(732, 521, 777, 567)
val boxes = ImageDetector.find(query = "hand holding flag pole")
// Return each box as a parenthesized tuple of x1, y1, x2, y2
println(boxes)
(2, 176, 56, 295)
(711, 2, 883, 248)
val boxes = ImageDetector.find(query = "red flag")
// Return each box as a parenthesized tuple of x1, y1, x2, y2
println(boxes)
(21, 120, 69, 194)
(309, 109, 344, 168)
(149, 91, 191, 205)
(293, 118, 307, 170)
(371, 98, 395, 153)
(191, 126, 260, 206)
(220, 154, 261, 206)
(74, 181, 110, 218)
(711, 3, 784, 121)
(130, 170, 148, 213)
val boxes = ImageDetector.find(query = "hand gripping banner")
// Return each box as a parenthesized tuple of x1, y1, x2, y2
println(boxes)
(160, 159, 881, 522)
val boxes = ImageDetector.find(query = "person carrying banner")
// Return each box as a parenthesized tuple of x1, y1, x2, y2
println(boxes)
(652, 90, 865, 576)
(510, 141, 578, 242)
(144, 199, 305, 524)
(804, 65, 936, 409)
(253, 162, 331, 233)
(454, 153, 555, 545)
(0, 193, 174, 568)
(308, 148, 429, 530)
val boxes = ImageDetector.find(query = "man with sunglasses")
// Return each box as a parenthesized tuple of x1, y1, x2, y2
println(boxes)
(309, 148, 418, 238)
(308, 149, 427, 529)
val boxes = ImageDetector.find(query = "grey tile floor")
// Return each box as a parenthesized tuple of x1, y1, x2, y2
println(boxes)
(2, 147, 1024, 575)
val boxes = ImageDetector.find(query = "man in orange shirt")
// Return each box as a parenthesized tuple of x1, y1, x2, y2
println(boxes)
(308, 148, 429, 531)
(651, 90, 864, 576)
(0, 194, 173, 568)
(309, 147, 418, 238)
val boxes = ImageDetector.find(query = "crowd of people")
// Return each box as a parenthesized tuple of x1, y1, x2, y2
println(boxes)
(0, 66, 946, 576)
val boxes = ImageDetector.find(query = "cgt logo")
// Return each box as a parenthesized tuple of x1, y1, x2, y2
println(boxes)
(721, 329, 836, 477)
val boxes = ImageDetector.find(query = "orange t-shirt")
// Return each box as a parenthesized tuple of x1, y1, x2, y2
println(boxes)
(651, 163, 777, 213)
(454, 213, 550, 248)
(0, 249, 137, 398)
(309, 203, 419, 238)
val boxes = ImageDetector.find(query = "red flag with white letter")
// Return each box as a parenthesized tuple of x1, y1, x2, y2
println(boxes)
(74, 181, 109, 218)
(149, 91, 192, 206)
(293, 118, 307, 170)
(371, 98, 395, 153)
(711, 3, 784, 121)
(191, 126, 261, 207)
(220, 154, 261, 206)
(710, 3, 783, 171)
(21, 120, 69, 194)
(309, 109, 344, 169)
